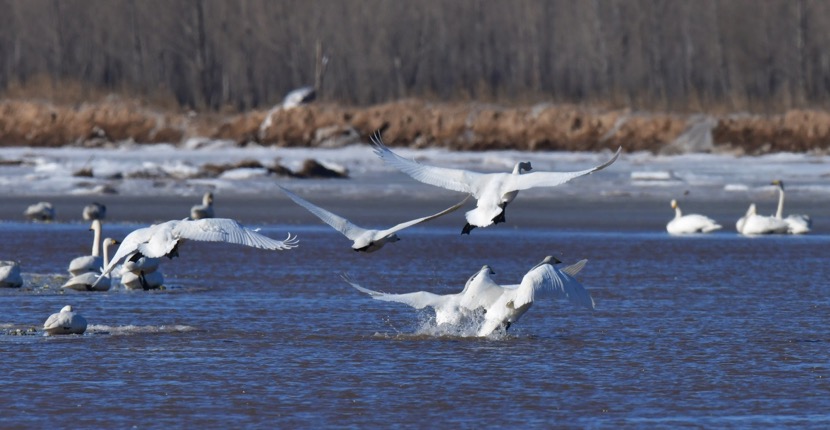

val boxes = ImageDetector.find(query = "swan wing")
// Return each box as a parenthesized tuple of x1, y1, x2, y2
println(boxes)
(369, 131, 483, 194)
(378, 195, 471, 236)
(342, 274, 448, 310)
(514, 262, 595, 310)
(172, 218, 299, 250)
(512, 147, 621, 191)
(279, 186, 368, 240)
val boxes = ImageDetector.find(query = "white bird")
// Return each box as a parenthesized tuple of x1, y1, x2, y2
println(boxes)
(369, 131, 621, 234)
(68, 219, 105, 276)
(121, 269, 164, 290)
(93, 218, 299, 288)
(190, 192, 215, 220)
(736, 203, 789, 235)
(666, 199, 722, 234)
(345, 256, 594, 337)
(43, 305, 87, 335)
(772, 180, 811, 234)
(24, 201, 55, 222)
(0, 260, 23, 288)
(343, 264, 501, 326)
(82, 202, 107, 221)
(62, 238, 119, 292)
(279, 185, 470, 252)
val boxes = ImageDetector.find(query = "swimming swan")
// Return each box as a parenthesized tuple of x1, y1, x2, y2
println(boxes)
(121, 256, 164, 290)
(82, 202, 107, 221)
(0, 260, 23, 288)
(369, 131, 621, 234)
(43, 305, 87, 335)
(666, 199, 722, 234)
(68, 219, 104, 276)
(279, 185, 470, 252)
(190, 192, 215, 220)
(772, 180, 811, 234)
(24, 201, 55, 222)
(735, 203, 788, 235)
(93, 218, 299, 288)
(62, 238, 118, 291)
(345, 256, 594, 336)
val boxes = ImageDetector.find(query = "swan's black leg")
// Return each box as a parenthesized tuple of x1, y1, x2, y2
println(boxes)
(140, 271, 150, 291)
(461, 223, 477, 235)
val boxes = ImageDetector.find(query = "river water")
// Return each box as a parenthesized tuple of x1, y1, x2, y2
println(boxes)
(1, 201, 829, 428)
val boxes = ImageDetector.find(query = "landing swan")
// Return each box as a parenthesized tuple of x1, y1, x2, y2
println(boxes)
(279, 185, 469, 252)
(62, 238, 118, 291)
(68, 219, 104, 276)
(43, 305, 87, 335)
(345, 256, 594, 337)
(666, 199, 721, 234)
(190, 192, 215, 219)
(369, 131, 621, 234)
(82, 202, 107, 221)
(772, 180, 811, 234)
(736, 203, 788, 235)
(0, 260, 23, 288)
(93, 218, 299, 288)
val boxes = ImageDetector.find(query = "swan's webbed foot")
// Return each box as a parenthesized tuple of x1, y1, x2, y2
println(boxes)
(461, 223, 477, 235)
(166, 243, 180, 260)
(493, 206, 507, 225)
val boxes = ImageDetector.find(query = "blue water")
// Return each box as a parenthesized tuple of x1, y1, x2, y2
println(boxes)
(1, 221, 829, 428)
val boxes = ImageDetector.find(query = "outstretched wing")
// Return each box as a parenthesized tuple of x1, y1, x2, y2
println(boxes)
(378, 195, 471, 237)
(279, 185, 368, 241)
(369, 131, 483, 194)
(514, 261, 594, 310)
(342, 274, 448, 310)
(512, 147, 621, 191)
(173, 218, 299, 250)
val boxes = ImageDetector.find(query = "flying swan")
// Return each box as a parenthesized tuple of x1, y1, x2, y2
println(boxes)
(736, 203, 789, 235)
(369, 131, 621, 234)
(344, 256, 594, 337)
(278, 185, 470, 252)
(666, 199, 722, 234)
(771, 180, 811, 234)
(92, 218, 299, 288)
(43, 305, 88, 335)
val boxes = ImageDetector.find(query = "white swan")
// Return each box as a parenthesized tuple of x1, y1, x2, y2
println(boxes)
(24, 201, 55, 222)
(121, 269, 165, 290)
(0, 260, 23, 288)
(736, 203, 789, 235)
(68, 219, 104, 276)
(93, 218, 299, 288)
(369, 131, 621, 234)
(43, 305, 87, 335)
(772, 180, 811, 234)
(666, 199, 722, 234)
(279, 185, 469, 252)
(345, 256, 594, 337)
(190, 192, 215, 220)
(82, 202, 107, 221)
(62, 238, 118, 292)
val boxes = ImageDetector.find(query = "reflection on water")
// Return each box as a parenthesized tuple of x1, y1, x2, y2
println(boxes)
(1, 223, 829, 427)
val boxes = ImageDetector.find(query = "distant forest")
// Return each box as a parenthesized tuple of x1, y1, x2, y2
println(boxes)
(1, 0, 829, 113)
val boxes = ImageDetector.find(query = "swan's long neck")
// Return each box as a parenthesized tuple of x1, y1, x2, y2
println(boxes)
(90, 220, 102, 257)
(102, 241, 112, 268)
(775, 186, 785, 219)
(674, 206, 683, 219)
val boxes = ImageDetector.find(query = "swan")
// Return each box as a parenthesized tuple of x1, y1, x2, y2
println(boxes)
(82, 202, 107, 221)
(476, 256, 594, 337)
(24, 201, 55, 222)
(121, 269, 164, 290)
(43, 305, 87, 335)
(190, 192, 215, 220)
(279, 185, 470, 252)
(343, 264, 501, 326)
(666, 199, 722, 234)
(369, 131, 621, 234)
(62, 238, 118, 292)
(345, 256, 594, 337)
(735, 203, 789, 235)
(772, 180, 811, 234)
(93, 218, 299, 288)
(0, 260, 23, 288)
(68, 219, 105, 276)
